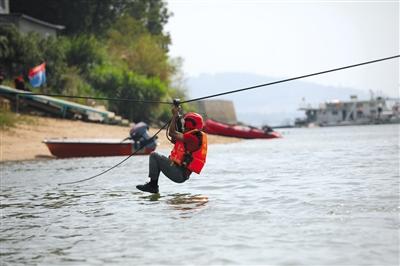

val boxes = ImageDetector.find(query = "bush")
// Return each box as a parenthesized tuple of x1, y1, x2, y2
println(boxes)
(64, 35, 106, 75)
(59, 67, 105, 106)
(0, 25, 67, 91)
(89, 64, 168, 123)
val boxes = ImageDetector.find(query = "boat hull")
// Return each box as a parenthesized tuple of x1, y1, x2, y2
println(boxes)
(43, 139, 155, 158)
(204, 119, 281, 139)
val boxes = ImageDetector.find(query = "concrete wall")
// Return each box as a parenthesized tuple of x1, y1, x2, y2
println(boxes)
(0, 0, 10, 14)
(17, 17, 58, 37)
(196, 100, 237, 124)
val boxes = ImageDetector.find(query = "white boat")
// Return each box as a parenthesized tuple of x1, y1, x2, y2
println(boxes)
(296, 95, 400, 127)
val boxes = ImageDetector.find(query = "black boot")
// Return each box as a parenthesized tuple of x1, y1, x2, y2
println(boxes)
(136, 180, 159, 194)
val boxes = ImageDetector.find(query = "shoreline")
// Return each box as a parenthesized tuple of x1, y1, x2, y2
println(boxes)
(0, 115, 241, 163)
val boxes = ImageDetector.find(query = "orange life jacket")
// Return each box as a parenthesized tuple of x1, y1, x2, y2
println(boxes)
(169, 130, 207, 174)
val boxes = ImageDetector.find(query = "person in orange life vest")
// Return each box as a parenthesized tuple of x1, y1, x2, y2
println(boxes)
(136, 106, 207, 194)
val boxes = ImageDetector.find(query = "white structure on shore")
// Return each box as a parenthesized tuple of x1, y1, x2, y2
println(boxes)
(0, 0, 64, 38)
(296, 95, 400, 127)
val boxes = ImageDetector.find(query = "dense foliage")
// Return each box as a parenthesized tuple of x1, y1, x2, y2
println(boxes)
(0, 0, 186, 123)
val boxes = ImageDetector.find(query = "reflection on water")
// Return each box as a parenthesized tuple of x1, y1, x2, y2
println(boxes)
(166, 193, 208, 208)
(137, 192, 208, 218)
(166, 193, 208, 218)
(138, 193, 161, 202)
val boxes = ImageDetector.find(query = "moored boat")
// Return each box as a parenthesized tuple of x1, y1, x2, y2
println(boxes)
(43, 138, 156, 158)
(203, 119, 281, 139)
(43, 121, 157, 158)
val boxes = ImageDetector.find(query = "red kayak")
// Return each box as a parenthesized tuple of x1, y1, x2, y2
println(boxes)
(203, 119, 281, 139)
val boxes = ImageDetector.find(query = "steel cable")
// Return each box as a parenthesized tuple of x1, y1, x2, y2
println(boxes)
(58, 119, 171, 185)
(19, 54, 399, 185)
(181, 55, 400, 104)
(4, 92, 173, 104)
(4, 55, 398, 105)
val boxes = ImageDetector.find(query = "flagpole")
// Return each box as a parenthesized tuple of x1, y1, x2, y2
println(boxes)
(16, 93, 19, 114)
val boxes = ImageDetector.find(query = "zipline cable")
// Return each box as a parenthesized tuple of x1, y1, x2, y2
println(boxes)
(7, 93, 173, 104)
(14, 54, 399, 185)
(58, 119, 171, 185)
(181, 55, 400, 104)
(3, 55, 397, 105)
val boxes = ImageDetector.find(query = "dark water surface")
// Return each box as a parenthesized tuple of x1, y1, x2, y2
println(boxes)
(1, 124, 399, 265)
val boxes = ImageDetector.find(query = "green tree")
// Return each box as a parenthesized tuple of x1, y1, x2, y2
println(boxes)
(0, 25, 70, 91)
(10, 0, 171, 43)
(64, 35, 106, 75)
(10, 0, 121, 36)
(39, 37, 67, 92)
(3, 1, 192, 123)
(124, 0, 171, 50)
(106, 16, 172, 82)
(0, 25, 37, 76)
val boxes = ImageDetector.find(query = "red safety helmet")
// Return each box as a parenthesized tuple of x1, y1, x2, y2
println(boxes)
(183, 112, 204, 130)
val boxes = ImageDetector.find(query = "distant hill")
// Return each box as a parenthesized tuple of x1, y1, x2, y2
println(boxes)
(187, 72, 370, 126)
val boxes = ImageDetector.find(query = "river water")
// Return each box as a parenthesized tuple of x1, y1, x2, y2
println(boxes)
(1, 124, 399, 265)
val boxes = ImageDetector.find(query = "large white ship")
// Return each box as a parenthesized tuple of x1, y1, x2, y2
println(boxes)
(295, 95, 400, 127)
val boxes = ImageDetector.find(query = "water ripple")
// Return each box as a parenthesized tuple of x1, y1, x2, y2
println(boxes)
(1, 125, 399, 265)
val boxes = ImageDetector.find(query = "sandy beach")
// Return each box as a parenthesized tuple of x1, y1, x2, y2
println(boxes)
(0, 115, 240, 162)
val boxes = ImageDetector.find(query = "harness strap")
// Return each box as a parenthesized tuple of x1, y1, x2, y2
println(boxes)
(182, 130, 202, 167)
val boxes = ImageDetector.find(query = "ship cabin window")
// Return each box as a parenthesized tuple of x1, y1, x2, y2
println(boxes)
(356, 103, 363, 108)
(332, 110, 338, 115)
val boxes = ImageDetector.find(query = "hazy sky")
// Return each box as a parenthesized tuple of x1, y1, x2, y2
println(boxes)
(165, 0, 399, 97)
